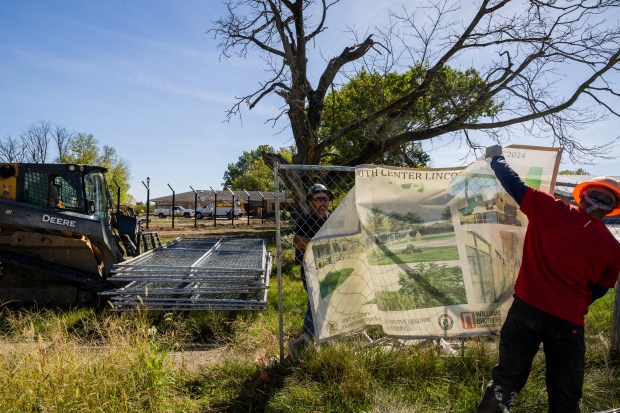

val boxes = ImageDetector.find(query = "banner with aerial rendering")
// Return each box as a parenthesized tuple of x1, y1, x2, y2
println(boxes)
(304, 145, 562, 343)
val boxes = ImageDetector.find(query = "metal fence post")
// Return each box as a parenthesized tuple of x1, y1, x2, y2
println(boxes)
(210, 187, 217, 227)
(142, 177, 150, 229)
(112, 178, 121, 212)
(167, 183, 175, 229)
(275, 163, 284, 362)
(258, 191, 265, 224)
(244, 190, 251, 225)
(228, 189, 235, 227)
(190, 185, 198, 229)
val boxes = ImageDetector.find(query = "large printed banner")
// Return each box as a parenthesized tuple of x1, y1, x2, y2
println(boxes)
(304, 145, 562, 343)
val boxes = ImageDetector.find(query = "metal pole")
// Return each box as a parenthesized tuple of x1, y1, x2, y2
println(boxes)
(210, 187, 217, 227)
(190, 186, 198, 228)
(142, 177, 150, 229)
(274, 164, 284, 362)
(258, 192, 265, 224)
(167, 183, 175, 229)
(243, 189, 251, 225)
(228, 188, 235, 227)
(112, 178, 121, 212)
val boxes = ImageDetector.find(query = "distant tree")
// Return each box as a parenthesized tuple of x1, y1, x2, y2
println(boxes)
(52, 126, 76, 163)
(0, 136, 25, 163)
(559, 168, 590, 175)
(99, 145, 132, 204)
(223, 144, 274, 188)
(124, 193, 137, 205)
(0, 123, 133, 203)
(320, 66, 499, 167)
(133, 201, 154, 214)
(1, 121, 75, 163)
(64, 134, 132, 204)
(229, 157, 274, 190)
(64, 133, 99, 164)
(223, 145, 293, 190)
(19, 120, 52, 163)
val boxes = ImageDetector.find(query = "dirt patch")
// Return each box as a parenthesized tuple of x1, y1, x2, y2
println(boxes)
(142, 217, 281, 239)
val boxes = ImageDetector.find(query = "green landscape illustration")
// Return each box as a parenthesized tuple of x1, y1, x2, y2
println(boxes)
(312, 205, 467, 311)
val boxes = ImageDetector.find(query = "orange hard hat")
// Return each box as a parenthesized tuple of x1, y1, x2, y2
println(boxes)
(573, 176, 620, 216)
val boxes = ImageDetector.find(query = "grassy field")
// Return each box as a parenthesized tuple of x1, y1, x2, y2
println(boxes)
(0, 227, 618, 412)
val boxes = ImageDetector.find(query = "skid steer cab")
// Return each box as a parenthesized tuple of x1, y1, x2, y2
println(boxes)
(0, 163, 143, 306)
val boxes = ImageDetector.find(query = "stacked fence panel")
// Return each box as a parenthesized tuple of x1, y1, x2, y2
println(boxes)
(101, 237, 271, 311)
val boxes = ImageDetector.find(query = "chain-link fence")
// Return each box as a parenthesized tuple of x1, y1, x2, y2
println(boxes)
(274, 164, 620, 357)
(273, 164, 356, 358)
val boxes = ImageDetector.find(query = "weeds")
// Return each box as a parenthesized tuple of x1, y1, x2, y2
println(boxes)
(0, 309, 198, 413)
(0, 245, 618, 412)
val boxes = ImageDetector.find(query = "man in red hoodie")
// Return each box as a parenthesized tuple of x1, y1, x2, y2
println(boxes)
(477, 145, 620, 413)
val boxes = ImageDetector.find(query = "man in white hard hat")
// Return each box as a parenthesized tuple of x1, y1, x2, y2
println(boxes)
(288, 183, 332, 358)
(477, 145, 620, 413)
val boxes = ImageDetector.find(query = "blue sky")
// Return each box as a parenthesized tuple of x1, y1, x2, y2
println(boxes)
(1, 1, 618, 200)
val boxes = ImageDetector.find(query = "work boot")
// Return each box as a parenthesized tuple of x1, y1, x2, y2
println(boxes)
(477, 381, 515, 413)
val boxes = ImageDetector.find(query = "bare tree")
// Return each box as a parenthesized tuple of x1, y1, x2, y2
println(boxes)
(19, 120, 52, 163)
(52, 125, 75, 163)
(0, 136, 26, 163)
(211, 0, 620, 167)
(2, 122, 73, 163)
(1, 123, 75, 164)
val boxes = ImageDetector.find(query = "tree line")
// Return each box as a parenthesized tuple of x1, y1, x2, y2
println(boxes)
(0, 120, 132, 204)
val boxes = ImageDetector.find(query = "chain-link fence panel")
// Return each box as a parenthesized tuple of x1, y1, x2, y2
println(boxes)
(273, 164, 355, 359)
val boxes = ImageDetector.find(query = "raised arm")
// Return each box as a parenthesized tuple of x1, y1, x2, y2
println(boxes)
(485, 145, 528, 205)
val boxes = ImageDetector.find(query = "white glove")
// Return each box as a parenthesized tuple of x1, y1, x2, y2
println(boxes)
(485, 145, 503, 160)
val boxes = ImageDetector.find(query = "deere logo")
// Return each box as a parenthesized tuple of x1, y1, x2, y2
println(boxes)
(42, 214, 77, 228)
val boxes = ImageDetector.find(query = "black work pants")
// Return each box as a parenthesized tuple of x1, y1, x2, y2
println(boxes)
(477, 297, 585, 413)
(300, 266, 315, 337)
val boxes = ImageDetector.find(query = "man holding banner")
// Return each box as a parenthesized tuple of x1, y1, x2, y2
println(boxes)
(289, 183, 332, 357)
(477, 145, 620, 413)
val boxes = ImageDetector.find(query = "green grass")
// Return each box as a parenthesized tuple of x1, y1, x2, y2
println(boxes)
(372, 263, 466, 310)
(369, 245, 460, 265)
(417, 231, 455, 240)
(0, 230, 618, 412)
(319, 268, 355, 298)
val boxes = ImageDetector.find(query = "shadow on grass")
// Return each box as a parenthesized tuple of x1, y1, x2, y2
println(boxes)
(183, 358, 298, 412)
